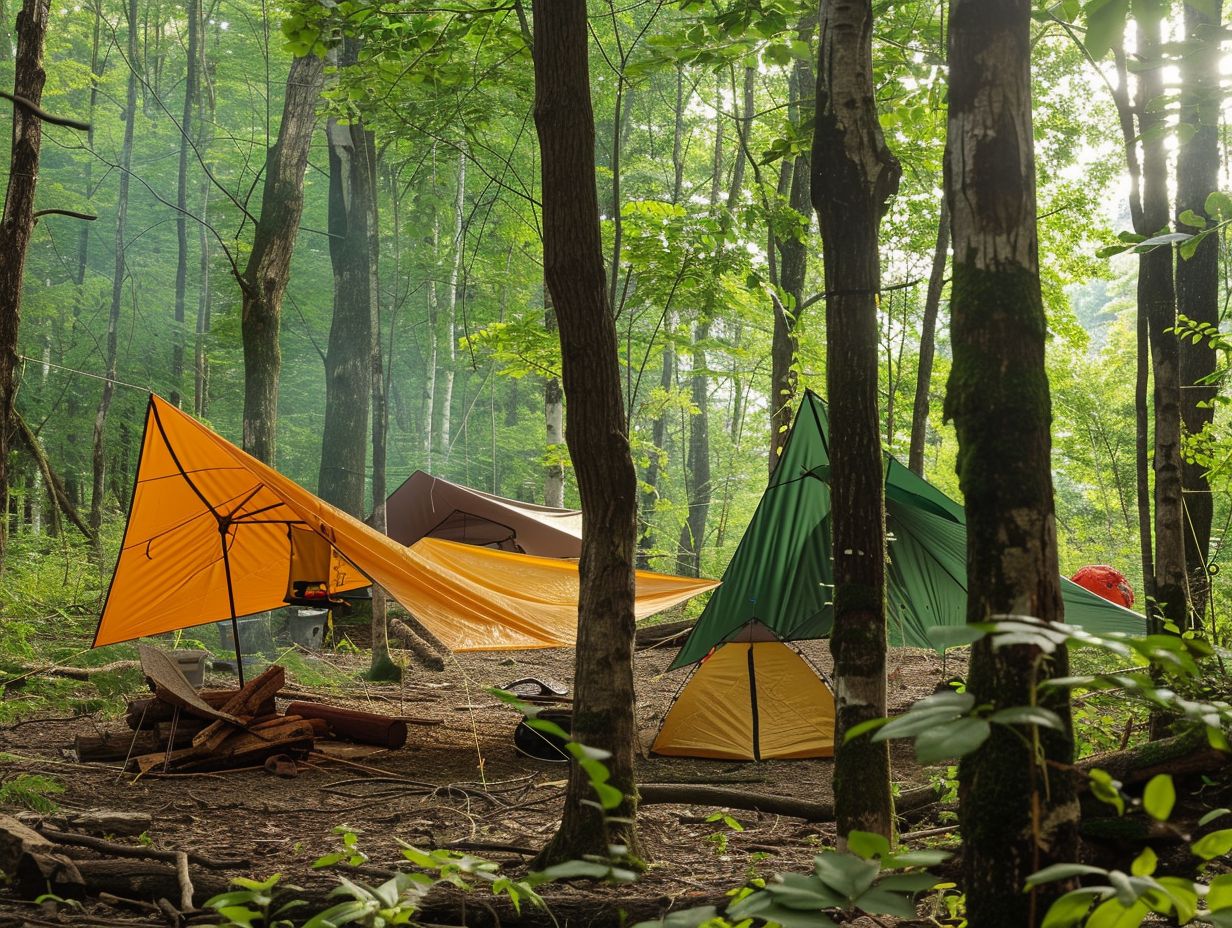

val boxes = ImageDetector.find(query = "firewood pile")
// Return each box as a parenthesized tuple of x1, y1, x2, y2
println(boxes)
(74, 653, 410, 774)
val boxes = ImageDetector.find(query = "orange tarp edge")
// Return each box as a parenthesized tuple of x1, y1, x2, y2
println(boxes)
(93, 396, 718, 651)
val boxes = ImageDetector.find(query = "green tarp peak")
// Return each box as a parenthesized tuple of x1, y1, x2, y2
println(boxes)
(670, 390, 1146, 669)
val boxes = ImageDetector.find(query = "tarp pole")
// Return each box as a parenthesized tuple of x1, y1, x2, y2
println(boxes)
(218, 521, 245, 687)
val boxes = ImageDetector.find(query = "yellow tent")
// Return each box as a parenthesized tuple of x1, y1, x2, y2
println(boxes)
(94, 395, 718, 653)
(651, 623, 835, 760)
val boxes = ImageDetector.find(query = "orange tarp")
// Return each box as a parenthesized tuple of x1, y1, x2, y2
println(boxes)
(93, 396, 719, 651)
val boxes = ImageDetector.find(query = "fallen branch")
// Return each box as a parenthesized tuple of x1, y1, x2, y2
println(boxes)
(37, 828, 248, 870)
(174, 851, 193, 912)
(389, 619, 446, 671)
(637, 782, 937, 823)
(6, 659, 138, 684)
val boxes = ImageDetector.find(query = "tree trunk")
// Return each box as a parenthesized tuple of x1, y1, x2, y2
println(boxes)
(908, 197, 949, 476)
(1175, 0, 1221, 625)
(318, 43, 375, 515)
(812, 0, 899, 843)
(0, 0, 50, 574)
(636, 311, 673, 568)
(170, 0, 199, 408)
(423, 156, 439, 468)
(944, 2, 1079, 924)
(90, 0, 138, 559)
(530, 0, 641, 868)
(1136, 9, 1190, 637)
(433, 145, 465, 458)
(544, 289, 565, 507)
(237, 51, 324, 464)
(770, 12, 816, 472)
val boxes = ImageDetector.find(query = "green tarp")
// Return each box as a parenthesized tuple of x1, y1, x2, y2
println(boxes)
(671, 390, 1147, 669)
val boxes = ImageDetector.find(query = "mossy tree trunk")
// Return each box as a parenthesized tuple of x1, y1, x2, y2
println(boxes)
(943, 2, 1079, 924)
(237, 51, 324, 464)
(1175, 0, 1221, 625)
(530, 0, 641, 868)
(812, 0, 900, 842)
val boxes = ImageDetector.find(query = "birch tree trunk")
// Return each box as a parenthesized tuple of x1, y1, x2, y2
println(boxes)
(530, 0, 641, 868)
(812, 0, 899, 842)
(434, 146, 465, 457)
(170, 0, 199, 408)
(944, 2, 1079, 923)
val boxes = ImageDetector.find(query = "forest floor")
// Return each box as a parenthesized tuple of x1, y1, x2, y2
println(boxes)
(0, 633, 963, 927)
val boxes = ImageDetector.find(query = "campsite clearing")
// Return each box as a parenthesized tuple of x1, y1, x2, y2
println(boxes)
(0, 641, 955, 926)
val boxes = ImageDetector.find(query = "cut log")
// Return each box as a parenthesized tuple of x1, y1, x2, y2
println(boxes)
(15, 855, 226, 905)
(636, 782, 937, 823)
(284, 701, 408, 748)
(133, 717, 315, 773)
(126, 689, 274, 729)
(1076, 728, 1227, 788)
(14, 811, 151, 838)
(389, 618, 446, 671)
(76, 730, 165, 763)
(191, 664, 285, 752)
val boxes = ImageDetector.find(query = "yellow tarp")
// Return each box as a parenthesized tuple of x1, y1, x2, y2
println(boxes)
(651, 640, 835, 760)
(94, 395, 719, 651)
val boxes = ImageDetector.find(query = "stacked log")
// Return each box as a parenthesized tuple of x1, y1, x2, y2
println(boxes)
(78, 662, 416, 771)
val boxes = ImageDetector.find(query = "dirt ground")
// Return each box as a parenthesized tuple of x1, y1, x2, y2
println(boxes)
(0, 641, 960, 927)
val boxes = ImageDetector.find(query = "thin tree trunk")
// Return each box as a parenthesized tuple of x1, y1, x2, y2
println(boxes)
(813, 0, 899, 843)
(771, 12, 816, 472)
(908, 197, 949, 476)
(944, 3, 1079, 924)
(1136, 9, 1190, 636)
(423, 155, 439, 467)
(1176, 0, 1221, 625)
(90, 0, 138, 560)
(170, 0, 199, 408)
(0, 0, 51, 574)
(530, 0, 640, 868)
(544, 289, 564, 507)
(237, 51, 324, 464)
(434, 145, 465, 457)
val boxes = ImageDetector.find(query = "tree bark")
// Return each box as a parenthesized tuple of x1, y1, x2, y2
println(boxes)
(318, 44, 375, 515)
(770, 12, 816, 472)
(170, 0, 199, 408)
(1136, 9, 1190, 637)
(908, 197, 949, 476)
(237, 51, 324, 464)
(90, 0, 138, 560)
(812, 0, 899, 844)
(530, 0, 641, 868)
(944, 2, 1079, 924)
(0, 0, 50, 574)
(1175, 0, 1221, 625)
(544, 289, 565, 507)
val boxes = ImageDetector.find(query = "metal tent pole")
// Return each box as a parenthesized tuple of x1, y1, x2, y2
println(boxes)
(218, 520, 245, 687)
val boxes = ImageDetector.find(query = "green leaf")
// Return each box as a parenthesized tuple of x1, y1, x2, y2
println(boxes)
(765, 871, 848, 910)
(1191, 827, 1232, 860)
(1084, 897, 1150, 928)
(913, 717, 991, 764)
(1082, 0, 1130, 59)
(628, 905, 720, 928)
(1026, 863, 1109, 888)
(1177, 209, 1207, 229)
(1088, 769, 1126, 815)
(1129, 847, 1156, 877)
(1142, 774, 1175, 821)
(1208, 873, 1232, 911)
(845, 830, 890, 860)
(1199, 807, 1231, 827)
(1041, 888, 1108, 928)
(989, 706, 1064, 729)
(1205, 190, 1232, 220)
(811, 852, 880, 901)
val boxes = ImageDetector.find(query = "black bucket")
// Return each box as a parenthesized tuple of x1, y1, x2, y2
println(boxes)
(513, 709, 572, 762)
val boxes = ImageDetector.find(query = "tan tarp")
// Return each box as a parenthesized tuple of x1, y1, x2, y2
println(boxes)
(93, 396, 718, 651)
(652, 638, 835, 760)
(386, 470, 583, 557)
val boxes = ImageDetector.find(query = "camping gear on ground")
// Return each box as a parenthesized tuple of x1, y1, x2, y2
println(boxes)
(652, 622, 835, 761)
(501, 676, 569, 703)
(513, 708, 572, 761)
(288, 608, 328, 650)
(385, 470, 583, 557)
(671, 390, 1146, 671)
(656, 390, 1146, 761)
(1070, 565, 1135, 609)
(93, 396, 718, 677)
